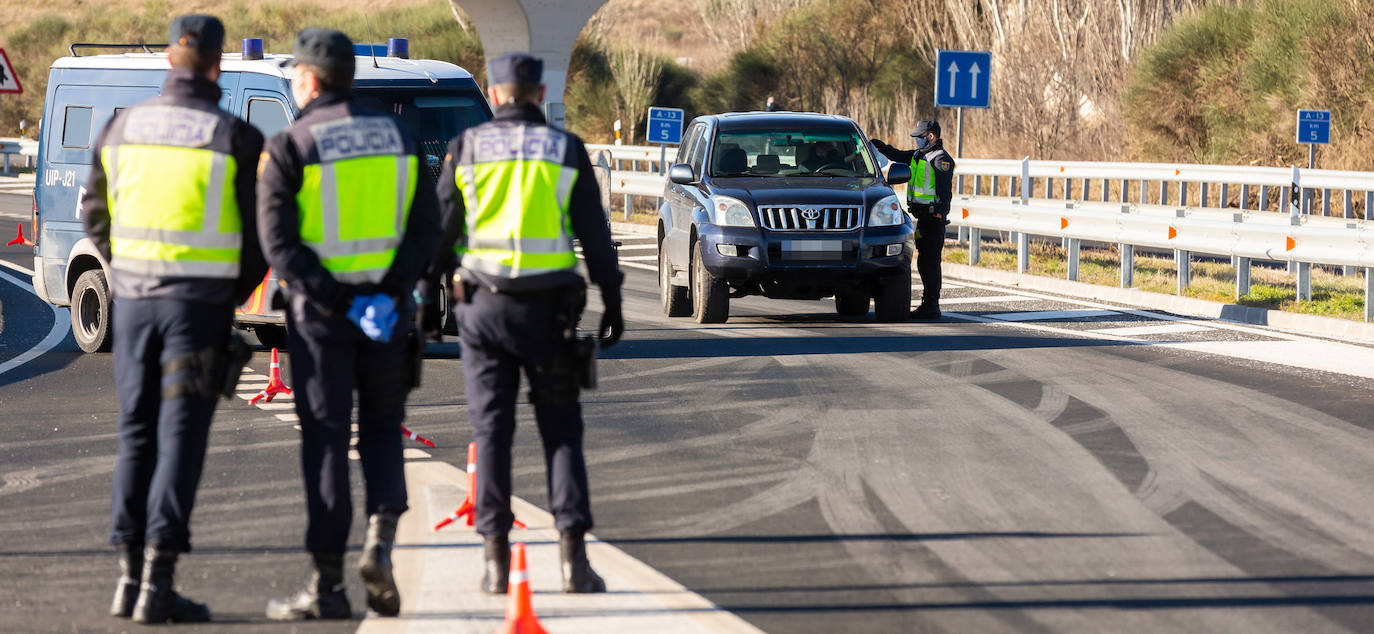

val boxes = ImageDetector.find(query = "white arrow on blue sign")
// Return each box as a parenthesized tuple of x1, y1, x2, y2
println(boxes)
(647, 107, 684, 145)
(934, 50, 991, 109)
(1296, 109, 1330, 145)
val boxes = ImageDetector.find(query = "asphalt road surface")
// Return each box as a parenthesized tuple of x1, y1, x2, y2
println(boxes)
(3, 190, 1374, 633)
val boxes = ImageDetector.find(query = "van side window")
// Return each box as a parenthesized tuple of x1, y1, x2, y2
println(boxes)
(62, 106, 94, 149)
(247, 98, 291, 138)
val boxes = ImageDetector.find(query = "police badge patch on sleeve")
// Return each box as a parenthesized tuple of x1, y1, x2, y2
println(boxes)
(936, 157, 954, 172)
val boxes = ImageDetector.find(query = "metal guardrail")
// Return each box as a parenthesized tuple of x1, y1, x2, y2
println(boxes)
(599, 144, 1373, 321)
(0, 139, 37, 176)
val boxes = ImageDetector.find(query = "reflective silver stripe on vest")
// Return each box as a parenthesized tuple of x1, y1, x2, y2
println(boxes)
(466, 236, 574, 254)
(109, 226, 240, 249)
(201, 152, 228, 236)
(105, 146, 119, 207)
(460, 253, 571, 278)
(458, 164, 480, 217)
(394, 156, 410, 236)
(112, 257, 238, 278)
(554, 166, 577, 208)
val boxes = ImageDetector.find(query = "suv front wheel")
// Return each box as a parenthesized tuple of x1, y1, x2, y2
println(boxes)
(691, 240, 729, 324)
(660, 237, 690, 317)
(872, 273, 912, 323)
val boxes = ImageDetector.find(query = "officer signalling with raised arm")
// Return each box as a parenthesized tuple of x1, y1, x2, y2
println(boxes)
(871, 120, 955, 320)
(256, 28, 440, 620)
(82, 14, 267, 624)
(424, 52, 624, 595)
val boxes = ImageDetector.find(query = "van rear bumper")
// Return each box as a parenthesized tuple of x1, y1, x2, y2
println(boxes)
(31, 256, 49, 301)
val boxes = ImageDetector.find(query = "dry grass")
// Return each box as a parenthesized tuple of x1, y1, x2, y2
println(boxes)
(943, 238, 1367, 321)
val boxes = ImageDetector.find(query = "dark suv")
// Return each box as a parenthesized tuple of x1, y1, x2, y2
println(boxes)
(657, 112, 914, 323)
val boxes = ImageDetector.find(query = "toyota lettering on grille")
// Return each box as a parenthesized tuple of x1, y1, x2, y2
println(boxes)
(801, 208, 821, 229)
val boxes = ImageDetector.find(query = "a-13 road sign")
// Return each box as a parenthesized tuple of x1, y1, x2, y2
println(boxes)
(1296, 109, 1330, 145)
(934, 50, 990, 109)
(647, 107, 684, 145)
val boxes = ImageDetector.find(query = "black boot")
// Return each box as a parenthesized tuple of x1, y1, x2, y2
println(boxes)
(358, 513, 400, 616)
(265, 553, 352, 620)
(480, 534, 510, 594)
(910, 303, 941, 320)
(560, 532, 605, 593)
(109, 542, 142, 618)
(131, 543, 211, 624)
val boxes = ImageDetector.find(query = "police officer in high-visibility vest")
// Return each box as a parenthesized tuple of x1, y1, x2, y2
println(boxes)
(82, 14, 268, 624)
(256, 28, 440, 620)
(871, 120, 955, 319)
(424, 52, 623, 594)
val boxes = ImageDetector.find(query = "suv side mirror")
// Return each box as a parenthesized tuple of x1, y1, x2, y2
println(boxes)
(668, 163, 697, 185)
(884, 163, 911, 185)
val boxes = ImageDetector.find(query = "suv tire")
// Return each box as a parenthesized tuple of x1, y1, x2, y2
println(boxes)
(834, 292, 870, 317)
(872, 273, 912, 323)
(659, 238, 690, 317)
(253, 325, 288, 350)
(72, 269, 113, 353)
(691, 240, 729, 324)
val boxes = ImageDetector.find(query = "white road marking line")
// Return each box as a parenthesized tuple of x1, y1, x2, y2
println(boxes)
(621, 261, 657, 272)
(0, 268, 70, 378)
(253, 402, 295, 410)
(402, 448, 431, 459)
(274, 413, 298, 422)
(987, 309, 1120, 322)
(1089, 323, 1213, 336)
(938, 295, 1040, 305)
(348, 449, 360, 461)
(620, 255, 659, 261)
(0, 259, 35, 277)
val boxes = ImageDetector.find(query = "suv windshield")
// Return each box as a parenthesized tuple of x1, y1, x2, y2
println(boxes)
(357, 88, 490, 180)
(710, 128, 876, 178)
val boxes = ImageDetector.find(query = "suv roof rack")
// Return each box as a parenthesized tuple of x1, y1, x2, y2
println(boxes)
(70, 43, 169, 57)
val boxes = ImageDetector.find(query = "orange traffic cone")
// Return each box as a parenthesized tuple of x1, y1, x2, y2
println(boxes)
(496, 543, 548, 634)
(400, 425, 436, 447)
(433, 442, 526, 531)
(6, 224, 33, 246)
(249, 348, 292, 405)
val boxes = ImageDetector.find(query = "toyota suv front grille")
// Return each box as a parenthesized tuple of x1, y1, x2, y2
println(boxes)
(758, 205, 863, 231)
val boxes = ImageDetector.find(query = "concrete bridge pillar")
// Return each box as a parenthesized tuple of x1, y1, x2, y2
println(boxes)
(457, 0, 608, 127)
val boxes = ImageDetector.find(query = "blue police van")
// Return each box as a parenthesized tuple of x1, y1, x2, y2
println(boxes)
(28, 38, 491, 352)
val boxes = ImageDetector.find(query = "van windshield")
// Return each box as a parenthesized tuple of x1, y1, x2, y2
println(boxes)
(711, 129, 876, 178)
(356, 88, 491, 180)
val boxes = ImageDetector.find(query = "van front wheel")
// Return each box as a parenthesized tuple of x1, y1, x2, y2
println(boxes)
(71, 269, 113, 353)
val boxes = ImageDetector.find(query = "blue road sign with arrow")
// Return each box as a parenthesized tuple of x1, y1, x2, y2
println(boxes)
(1296, 109, 1330, 145)
(934, 50, 990, 109)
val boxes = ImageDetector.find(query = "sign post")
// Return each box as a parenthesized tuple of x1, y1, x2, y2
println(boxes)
(1296, 109, 1330, 169)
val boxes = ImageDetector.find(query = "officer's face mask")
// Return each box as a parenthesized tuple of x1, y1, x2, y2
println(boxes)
(914, 134, 930, 150)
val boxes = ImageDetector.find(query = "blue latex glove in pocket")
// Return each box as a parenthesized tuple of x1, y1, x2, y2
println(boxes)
(361, 294, 398, 342)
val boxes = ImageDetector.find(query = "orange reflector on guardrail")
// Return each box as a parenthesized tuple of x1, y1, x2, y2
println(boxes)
(961, 208, 969, 218)
(1286, 236, 1296, 251)
(1168, 226, 1177, 240)
(1060, 217, 1069, 230)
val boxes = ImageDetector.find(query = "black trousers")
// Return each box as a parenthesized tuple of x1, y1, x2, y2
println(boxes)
(915, 216, 946, 307)
(110, 298, 231, 552)
(457, 286, 592, 537)
(287, 297, 409, 555)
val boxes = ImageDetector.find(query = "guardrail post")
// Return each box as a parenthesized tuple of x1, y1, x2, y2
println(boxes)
(1259, 185, 1268, 211)
(991, 175, 999, 195)
(1241, 184, 1249, 210)
(1138, 179, 1146, 204)
(1366, 268, 1373, 322)
(1296, 262, 1312, 301)
(1120, 179, 1129, 203)
(1220, 183, 1229, 208)
(1366, 192, 1373, 221)
(1200, 183, 1209, 208)
(1101, 178, 1110, 202)
(1323, 188, 1331, 216)
(1344, 190, 1353, 219)
(1158, 181, 1168, 206)
(1080, 178, 1089, 200)
(1235, 257, 1251, 299)
(1288, 166, 1301, 274)
(1176, 249, 1191, 293)
(1067, 238, 1080, 281)
(1017, 231, 1029, 274)
(1180, 182, 1189, 206)
(969, 227, 981, 265)
(1120, 244, 1134, 288)
(1045, 177, 1053, 199)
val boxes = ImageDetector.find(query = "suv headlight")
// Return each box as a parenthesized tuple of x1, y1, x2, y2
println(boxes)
(709, 195, 755, 227)
(869, 195, 904, 226)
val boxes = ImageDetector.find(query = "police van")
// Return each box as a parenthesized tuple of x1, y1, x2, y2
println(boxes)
(29, 38, 490, 352)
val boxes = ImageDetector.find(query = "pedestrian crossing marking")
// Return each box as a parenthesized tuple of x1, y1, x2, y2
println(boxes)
(1089, 323, 1212, 336)
(989, 309, 1119, 322)
(939, 295, 1039, 305)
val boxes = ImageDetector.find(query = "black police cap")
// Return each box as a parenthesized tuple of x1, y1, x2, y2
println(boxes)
(169, 14, 225, 54)
(288, 28, 356, 73)
(489, 52, 543, 85)
(911, 119, 941, 137)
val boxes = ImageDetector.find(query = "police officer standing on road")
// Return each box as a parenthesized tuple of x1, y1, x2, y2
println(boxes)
(871, 120, 955, 320)
(424, 52, 623, 595)
(82, 14, 267, 624)
(257, 28, 440, 620)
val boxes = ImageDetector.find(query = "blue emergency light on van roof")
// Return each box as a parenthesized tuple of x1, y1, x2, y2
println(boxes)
(242, 38, 264, 60)
(387, 38, 409, 59)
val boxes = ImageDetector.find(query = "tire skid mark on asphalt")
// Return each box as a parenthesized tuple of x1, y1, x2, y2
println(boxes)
(0, 266, 71, 380)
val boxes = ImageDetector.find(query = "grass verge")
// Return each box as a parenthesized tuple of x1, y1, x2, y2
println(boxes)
(943, 238, 1366, 321)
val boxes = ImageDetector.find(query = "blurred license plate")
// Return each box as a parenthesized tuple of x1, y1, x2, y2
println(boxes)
(782, 239, 844, 261)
